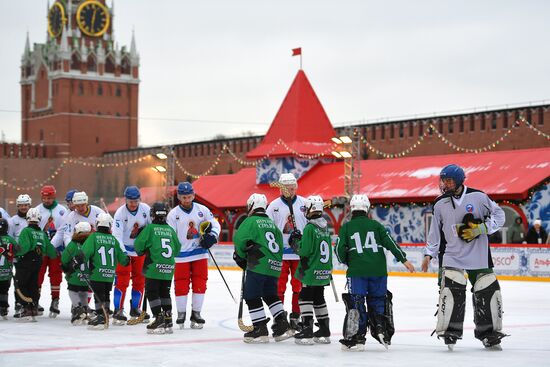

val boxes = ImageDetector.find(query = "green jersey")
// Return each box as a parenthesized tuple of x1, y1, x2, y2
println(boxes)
(81, 231, 129, 283)
(61, 239, 90, 287)
(134, 223, 181, 280)
(336, 214, 407, 277)
(17, 226, 57, 259)
(0, 235, 17, 281)
(233, 213, 283, 278)
(294, 220, 333, 286)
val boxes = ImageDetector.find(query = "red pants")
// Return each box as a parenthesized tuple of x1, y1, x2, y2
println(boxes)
(278, 259, 302, 314)
(174, 259, 208, 296)
(114, 255, 145, 310)
(38, 255, 62, 300)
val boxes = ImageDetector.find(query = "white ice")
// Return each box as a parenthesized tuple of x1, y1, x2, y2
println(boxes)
(1, 271, 549, 367)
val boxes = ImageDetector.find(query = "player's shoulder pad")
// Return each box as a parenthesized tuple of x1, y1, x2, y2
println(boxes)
(465, 187, 485, 195)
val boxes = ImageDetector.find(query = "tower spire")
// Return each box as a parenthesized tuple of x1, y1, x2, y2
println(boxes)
(130, 29, 139, 66)
(22, 31, 31, 62)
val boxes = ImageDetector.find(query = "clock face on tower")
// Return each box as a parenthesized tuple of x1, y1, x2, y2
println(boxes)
(47, 2, 66, 38)
(77, 0, 110, 37)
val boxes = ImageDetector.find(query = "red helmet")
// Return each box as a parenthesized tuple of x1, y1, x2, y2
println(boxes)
(41, 185, 57, 198)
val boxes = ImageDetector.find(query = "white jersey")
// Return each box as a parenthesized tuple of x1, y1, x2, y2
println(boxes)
(35, 202, 68, 240)
(425, 186, 505, 270)
(167, 203, 220, 263)
(266, 195, 308, 260)
(112, 203, 151, 256)
(62, 205, 105, 247)
(0, 207, 10, 220)
(9, 214, 27, 241)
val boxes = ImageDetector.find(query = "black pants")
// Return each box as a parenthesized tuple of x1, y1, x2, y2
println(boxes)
(299, 285, 328, 321)
(0, 278, 11, 308)
(145, 278, 172, 316)
(90, 281, 112, 310)
(15, 253, 42, 306)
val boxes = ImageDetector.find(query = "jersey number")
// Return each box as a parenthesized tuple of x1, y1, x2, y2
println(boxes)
(350, 232, 379, 253)
(319, 240, 330, 264)
(161, 238, 173, 259)
(98, 246, 115, 266)
(265, 231, 279, 253)
(0, 255, 5, 266)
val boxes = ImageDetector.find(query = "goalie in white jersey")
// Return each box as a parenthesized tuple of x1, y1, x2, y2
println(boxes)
(112, 186, 152, 324)
(62, 191, 105, 247)
(266, 173, 308, 331)
(167, 182, 220, 329)
(421, 164, 507, 351)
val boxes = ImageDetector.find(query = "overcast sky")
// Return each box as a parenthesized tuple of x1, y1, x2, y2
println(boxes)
(0, 0, 549, 147)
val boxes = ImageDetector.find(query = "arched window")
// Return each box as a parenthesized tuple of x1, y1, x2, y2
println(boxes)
(105, 55, 115, 73)
(71, 53, 81, 70)
(121, 57, 131, 74)
(78, 82, 84, 96)
(87, 55, 97, 72)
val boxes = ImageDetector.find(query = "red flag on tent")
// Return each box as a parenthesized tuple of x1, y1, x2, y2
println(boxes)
(292, 47, 302, 56)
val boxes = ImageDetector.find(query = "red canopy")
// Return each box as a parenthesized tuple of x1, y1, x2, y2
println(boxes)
(246, 70, 336, 159)
(194, 148, 550, 208)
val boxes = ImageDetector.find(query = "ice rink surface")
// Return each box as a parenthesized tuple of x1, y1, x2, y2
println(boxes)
(1, 271, 549, 367)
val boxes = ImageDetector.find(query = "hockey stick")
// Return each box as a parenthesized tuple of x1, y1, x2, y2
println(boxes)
(127, 296, 148, 325)
(237, 270, 253, 332)
(74, 258, 109, 329)
(12, 273, 33, 303)
(208, 248, 237, 303)
(330, 276, 339, 303)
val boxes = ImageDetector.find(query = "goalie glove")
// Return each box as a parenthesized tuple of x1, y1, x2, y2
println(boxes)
(288, 230, 302, 252)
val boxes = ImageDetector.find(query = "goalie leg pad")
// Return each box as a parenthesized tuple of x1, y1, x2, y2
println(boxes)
(341, 293, 367, 339)
(472, 272, 505, 344)
(367, 290, 395, 346)
(436, 268, 467, 340)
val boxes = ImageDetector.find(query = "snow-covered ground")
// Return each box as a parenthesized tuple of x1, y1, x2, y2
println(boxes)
(1, 271, 549, 367)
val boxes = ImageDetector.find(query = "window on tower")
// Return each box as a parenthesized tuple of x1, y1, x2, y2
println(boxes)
(105, 55, 115, 74)
(78, 82, 84, 96)
(115, 87, 121, 97)
(98, 84, 103, 96)
(87, 55, 97, 73)
(71, 53, 81, 70)
(121, 57, 131, 75)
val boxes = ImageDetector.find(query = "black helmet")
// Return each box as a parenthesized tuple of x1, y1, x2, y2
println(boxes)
(150, 202, 168, 224)
(0, 218, 8, 236)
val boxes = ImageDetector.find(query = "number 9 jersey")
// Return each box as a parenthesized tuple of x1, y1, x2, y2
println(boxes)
(233, 213, 284, 278)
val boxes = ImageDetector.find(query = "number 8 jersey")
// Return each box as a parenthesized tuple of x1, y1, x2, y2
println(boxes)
(336, 214, 407, 277)
(233, 213, 284, 278)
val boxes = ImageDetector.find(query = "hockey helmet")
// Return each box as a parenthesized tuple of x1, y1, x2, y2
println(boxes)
(124, 186, 141, 200)
(72, 192, 89, 205)
(26, 207, 42, 223)
(0, 218, 9, 235)
(74, 221, 92, 234)
(65, 189, 78, 202)
(41, 185, 56, 198)
(16, 194, 32, 206)
(350, 194, 371, 213)
(246, 193, 268, 215)
(177, 182, 194, 195)
(305, 195, 324, 217)
(278, 173, 297, 186)
(96, 213, 113, 229)
(440, 164, 465, 194)
(150, 202, 168, 223)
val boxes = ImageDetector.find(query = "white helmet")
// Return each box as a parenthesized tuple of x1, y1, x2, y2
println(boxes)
(305, 195, 324, 215)
(247, 193, 268, 214)
(72, 191, 89, 205)
(26, 207, 42, 223)
(16, 194, 32, 206)
(96, 213, 113, 228)
(350, 194, 371, 213)
(278, 173, 297, 186)
(74, 221, 92, 234)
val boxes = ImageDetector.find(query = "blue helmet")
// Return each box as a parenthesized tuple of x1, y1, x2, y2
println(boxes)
(65, 189, 78, 202)
(124, 186, 141, 200)
(440, 164, 465, 188)
(177, 182, 194, 195)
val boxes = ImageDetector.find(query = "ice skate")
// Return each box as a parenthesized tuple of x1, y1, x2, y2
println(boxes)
(444, 335, 458, 351)
(289, 312, 301, 332)
(190, 311, 205, 329)
(13, 303, 22, 319)
(71, 306, 87, 326)
(146, 313, 166, 334)
(0, 307, 8, 320)
(130, 307, 150, 324)
(243, 320, 269, 344)
(294, 319, 314, 345)
(313, 318, 331, 344)
(272, 312, 293, 341)
(164, 311, 173, 334)
(340, 335, 366, 352)
(176, 312, 186, 329)
(18, 307, 37, 323)
(482, 332, 507, 351)
(112, 309, 127, 326)
(49, 298, 60, 318)
(88, 312, 107, 330)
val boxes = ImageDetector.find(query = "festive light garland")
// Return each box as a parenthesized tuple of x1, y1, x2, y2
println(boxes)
(520, 117, 550, 139)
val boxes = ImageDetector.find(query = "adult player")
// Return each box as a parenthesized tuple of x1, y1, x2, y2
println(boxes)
(421, 164, 507, 350)
(50, 189, 78, 250)
(266, 173, 308, 330)
(10, 194, 32, 241)
(62, 191, 105, 247)
(112, 186, 152, 324)
(167, 182, 220, 329)
(36, 185, 68, 318)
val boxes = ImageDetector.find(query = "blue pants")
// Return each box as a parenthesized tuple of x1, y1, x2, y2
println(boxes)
(348, 276, 388, 334)
(244, 270, 278, 300)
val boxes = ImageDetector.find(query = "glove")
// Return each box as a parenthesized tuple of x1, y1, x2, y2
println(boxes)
(460, 222, 488, 242)
(456, 213, 484, 243)
(73, 251, 85, 269)
(199, 221, 212, 235)
(62, 262, 75, 275)
(288, 230, 302, 251)
(200, 232, 217, 249)
(233, 252, 247, 270)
